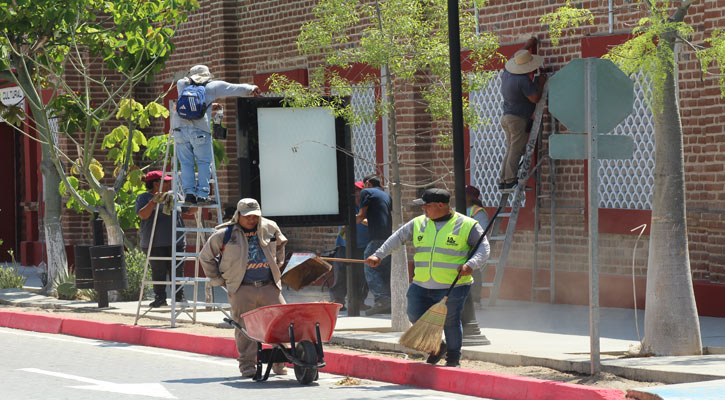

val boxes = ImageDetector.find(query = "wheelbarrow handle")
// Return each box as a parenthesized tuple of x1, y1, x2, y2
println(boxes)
(224, 317, 259, 343)
(319, 257, 366, 264)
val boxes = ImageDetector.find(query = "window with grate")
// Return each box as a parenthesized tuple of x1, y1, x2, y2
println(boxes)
(598, 72, 654, 210)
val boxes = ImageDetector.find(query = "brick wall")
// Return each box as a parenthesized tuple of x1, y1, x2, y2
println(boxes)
(36, 1, 724, 304)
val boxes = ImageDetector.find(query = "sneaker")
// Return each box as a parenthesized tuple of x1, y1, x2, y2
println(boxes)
(148, 298, 167, 308)
(272, 363, 288, 375)
(184, 193, 197, 204)
(175, 295, 187, 303)
(499, 181, 517, 193)
(339, 305, 347, 312)
(425, 341, 447, 365)
(365, 302, 391, 316)
(241, 366, 257, 378)
(196, 196, 216, 205)
(445, 358, 460, 367)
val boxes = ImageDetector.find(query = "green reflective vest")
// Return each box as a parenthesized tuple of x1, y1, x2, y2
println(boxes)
(412, 212, 477, 285)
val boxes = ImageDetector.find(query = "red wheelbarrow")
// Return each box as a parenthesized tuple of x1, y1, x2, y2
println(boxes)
(224, 302, 342, 384)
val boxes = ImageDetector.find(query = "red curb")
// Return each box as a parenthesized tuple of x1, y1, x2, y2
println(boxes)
(0, 310, 63, 334)
(61, 318, 145, 344)
(140, 328, 237, 359)
(0, 309, 625, 400)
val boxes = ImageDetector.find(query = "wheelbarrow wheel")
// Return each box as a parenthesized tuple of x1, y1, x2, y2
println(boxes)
(294, 340, 318, 385)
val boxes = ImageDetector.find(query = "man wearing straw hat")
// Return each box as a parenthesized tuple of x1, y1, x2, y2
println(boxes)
(499, 37, 547, 193)
(365, 188, 490, 367)
(198, 198, 288, 378)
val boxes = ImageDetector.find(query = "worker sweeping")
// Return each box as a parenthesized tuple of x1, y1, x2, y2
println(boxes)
(364, 188, 490, 367)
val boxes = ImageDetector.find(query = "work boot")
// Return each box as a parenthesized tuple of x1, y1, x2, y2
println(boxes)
(425, 341, 446, 365)
(149, 298, 167, 308)
(184, 193, 197, 204)
(445, 357, 460, 367)
(272, 363, 288, 375)
(365, 301, 391, 316)
(499, 181, 517, 193)
(241, 366, 257, 378)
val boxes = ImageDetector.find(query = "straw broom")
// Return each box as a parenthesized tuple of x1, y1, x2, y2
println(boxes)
(398, 206, 502, 355)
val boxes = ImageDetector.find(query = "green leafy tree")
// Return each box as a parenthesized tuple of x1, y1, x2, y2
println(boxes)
(542, 0, 725, 356)
(269, 0, 498, 330)
(0, 0, 197, 292)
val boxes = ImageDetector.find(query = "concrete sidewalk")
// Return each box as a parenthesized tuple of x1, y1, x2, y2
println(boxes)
(3, 264, 725, 399)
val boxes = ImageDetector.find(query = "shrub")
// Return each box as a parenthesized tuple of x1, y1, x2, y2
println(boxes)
(0, 264, 26, 289)
(118, 247, 151, 301)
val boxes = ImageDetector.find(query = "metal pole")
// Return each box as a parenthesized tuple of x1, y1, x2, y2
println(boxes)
(585, 58, 600, 375)
(344, 124, 360, 317)
(448, 0, 484, 342)
(448, 0, 466, 214)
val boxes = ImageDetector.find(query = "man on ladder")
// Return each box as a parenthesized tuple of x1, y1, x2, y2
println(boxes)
(499, 37, 547, 193)
(174, 64, 260, 204)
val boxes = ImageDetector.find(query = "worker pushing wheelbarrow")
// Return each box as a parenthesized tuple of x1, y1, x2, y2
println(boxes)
(200, 199, 365, 384)
(225, 302, 342, 384)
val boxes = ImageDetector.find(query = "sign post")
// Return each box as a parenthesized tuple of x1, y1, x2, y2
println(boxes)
(549, 58, 634, 375)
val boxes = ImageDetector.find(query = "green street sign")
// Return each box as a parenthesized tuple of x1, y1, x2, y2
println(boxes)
(549, 134, 635, 160)
(549, 58, 634, 133)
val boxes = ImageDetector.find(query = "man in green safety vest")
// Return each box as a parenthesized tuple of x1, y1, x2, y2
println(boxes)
(365, 188, 490, 367)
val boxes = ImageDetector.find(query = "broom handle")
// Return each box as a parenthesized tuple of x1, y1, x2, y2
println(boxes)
(320, 257, 366, 264)
(445, 206, 503, 297)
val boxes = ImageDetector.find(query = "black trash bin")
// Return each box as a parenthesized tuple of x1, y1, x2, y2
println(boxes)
(74, 245, 94, 289)
(89, 245, 128, 292)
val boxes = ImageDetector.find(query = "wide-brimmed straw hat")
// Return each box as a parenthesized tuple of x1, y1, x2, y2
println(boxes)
(189, 65, 213, 84)
(505, 50, 544, 74)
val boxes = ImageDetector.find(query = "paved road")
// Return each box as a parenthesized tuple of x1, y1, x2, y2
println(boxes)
(1, 327, 486, 400)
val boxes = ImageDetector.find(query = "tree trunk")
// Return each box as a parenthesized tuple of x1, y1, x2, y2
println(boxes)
(385, 68, 411, 332)
(20, 70, 70, 295)
(642, 33, 702, 356)
(99, 190, 124, 246)
(39, 156, 69, 295)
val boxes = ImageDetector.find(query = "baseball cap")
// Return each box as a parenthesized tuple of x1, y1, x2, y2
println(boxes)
(465, 185, 480, 198)
(143, 170, 172, 182)
(354, 181, 364, 190)
(412, 188, 451, 206)
(236, 198, 262, 217)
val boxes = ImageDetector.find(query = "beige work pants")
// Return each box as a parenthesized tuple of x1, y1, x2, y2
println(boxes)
(499, 114, 530, 183)
(227, 282, 286, 372)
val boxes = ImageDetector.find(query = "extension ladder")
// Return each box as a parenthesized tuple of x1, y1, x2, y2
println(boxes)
(483, 82, 556, 306)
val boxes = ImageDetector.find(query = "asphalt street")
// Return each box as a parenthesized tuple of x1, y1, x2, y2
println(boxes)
(1, 327, 488, 400)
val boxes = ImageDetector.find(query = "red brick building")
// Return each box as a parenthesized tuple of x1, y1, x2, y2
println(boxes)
(6, 1, 724, 316)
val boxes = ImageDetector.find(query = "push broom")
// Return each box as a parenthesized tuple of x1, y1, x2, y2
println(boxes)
(398, 206, 502, 354)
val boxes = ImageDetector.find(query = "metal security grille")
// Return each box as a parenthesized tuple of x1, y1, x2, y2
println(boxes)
(599, 72, 654, 210)
(469, 71, 518, 207)
(350, 85, 377, 181)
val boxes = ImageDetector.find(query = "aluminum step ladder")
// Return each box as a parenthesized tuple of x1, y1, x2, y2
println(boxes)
(483, 82, 555, 306)
(134, 132, 229, 327)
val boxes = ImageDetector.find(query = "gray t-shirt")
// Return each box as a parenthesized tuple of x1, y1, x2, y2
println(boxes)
(174, 79, 256, 133)
(136, 192, 185, 249)
(501, 70, 538, 119)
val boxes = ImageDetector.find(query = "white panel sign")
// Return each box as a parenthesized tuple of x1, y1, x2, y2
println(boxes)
(0, 86, 26, 122)
(257, 107, 340, 217)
